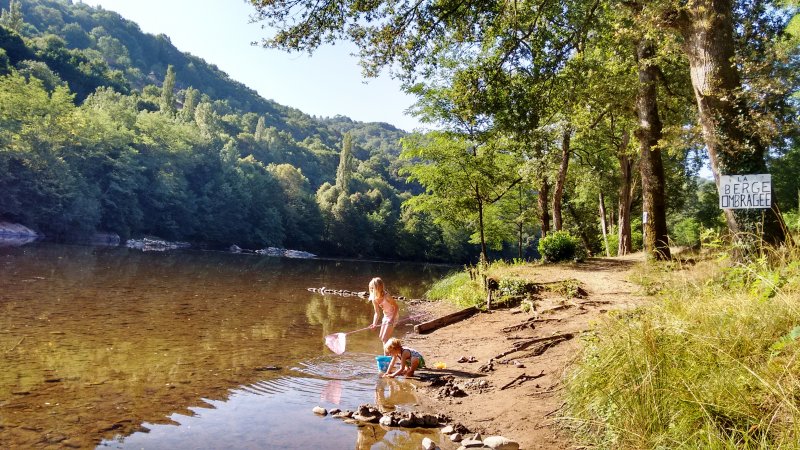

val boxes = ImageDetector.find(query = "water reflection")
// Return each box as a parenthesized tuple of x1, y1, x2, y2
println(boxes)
(0, 235, 39, 247)
(0, 243, 453, 449)
(375, 378, 419, 413)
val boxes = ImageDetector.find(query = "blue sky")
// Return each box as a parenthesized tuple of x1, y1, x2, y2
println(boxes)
(84, 0, 424, 132)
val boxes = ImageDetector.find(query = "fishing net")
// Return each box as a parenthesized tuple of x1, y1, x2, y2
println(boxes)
(325, 332, 347, 354)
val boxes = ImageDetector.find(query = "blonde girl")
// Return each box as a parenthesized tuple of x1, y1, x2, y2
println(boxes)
(381, 338, 425, 378)
(369, 277, 399, 349)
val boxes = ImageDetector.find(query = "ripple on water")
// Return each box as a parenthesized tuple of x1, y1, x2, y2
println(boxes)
(238, 353, 381, 404)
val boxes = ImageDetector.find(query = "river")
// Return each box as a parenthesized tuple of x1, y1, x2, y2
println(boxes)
(0, 242, 455, 449)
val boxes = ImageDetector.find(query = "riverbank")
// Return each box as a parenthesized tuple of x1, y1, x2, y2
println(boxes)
(404, 254, 647, 449)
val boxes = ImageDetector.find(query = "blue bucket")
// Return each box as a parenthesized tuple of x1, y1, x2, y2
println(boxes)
(376, 355, 391, 372)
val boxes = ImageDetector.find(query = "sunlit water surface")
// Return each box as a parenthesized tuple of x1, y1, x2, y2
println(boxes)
(0, 243, 453, 449)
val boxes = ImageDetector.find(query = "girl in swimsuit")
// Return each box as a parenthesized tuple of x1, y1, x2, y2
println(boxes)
(369, 277, 399, 350)
(381, 337, 425, 378)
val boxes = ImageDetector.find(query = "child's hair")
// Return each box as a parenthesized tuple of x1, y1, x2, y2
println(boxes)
(369, 277, 388, 300)
(384, 337, 403, 354)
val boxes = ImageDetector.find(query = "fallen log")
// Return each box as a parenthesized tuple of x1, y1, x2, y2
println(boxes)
(414, 306, 479, 334)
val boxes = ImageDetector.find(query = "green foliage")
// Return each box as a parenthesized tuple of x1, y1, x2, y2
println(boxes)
(400, 129, 522, 262)
(424, 271, 484, 307)
(0, 0, 23, 33)
(565, 248, 800, 448)
(770, 325, 800, 357)
(671, 217, 702, 248)
(0, 0, 483, 262)
(784, 210, 800, 233)
(538, 230, 581, 262)
(497, 277, 527, 297)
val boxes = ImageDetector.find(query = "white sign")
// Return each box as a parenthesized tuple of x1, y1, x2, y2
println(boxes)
(719, 174, 771, 209)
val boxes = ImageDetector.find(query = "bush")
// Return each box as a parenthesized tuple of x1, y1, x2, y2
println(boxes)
(784, 210, 800, 234)
(538, 230, 581, 262)
(672, 217, 702, 248)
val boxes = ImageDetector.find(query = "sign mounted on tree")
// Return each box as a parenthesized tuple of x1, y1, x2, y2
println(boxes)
(718, 174, 771, 209)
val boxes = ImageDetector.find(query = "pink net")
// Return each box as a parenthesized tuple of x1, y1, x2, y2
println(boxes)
(325, 332, 347, 354)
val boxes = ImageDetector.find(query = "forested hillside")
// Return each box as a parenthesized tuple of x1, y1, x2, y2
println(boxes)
(0, 0, 478, 262)
(3, 0, 800, 265)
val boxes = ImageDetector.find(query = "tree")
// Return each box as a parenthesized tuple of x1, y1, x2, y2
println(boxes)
(401, 131, 521, 262)
(335, 132, 355, 193)
(179, 86, 199, 122)
(160, 64, 176, 116)
(268, 163, 323, 250)
(0, 0, 24, 33)
(0, 73, 97, 237)
(635, 38, 671, 260)
(654, 0, 791, 246)
(552, 127, 573, 232)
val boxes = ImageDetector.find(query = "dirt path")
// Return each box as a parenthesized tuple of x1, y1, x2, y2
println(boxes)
(405, 255, 647, 449)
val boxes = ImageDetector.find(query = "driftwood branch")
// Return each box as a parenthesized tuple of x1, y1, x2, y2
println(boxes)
(518, 339, 567, 359)
(539, 304, 575, 315)
(6, 337, 24, 353)
(501, 317, 562, 333)
(500, 371, 545, 390)
(579, 300, 612, 307)
(494, 332, 575, 360)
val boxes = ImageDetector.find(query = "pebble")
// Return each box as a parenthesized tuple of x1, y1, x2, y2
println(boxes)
(483, 436, 520, 450)
(315, 401, 521, 450)
(398, 418, 414, 427)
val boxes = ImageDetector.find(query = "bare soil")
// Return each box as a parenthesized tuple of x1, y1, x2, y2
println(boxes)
(405, 254, 647, 449)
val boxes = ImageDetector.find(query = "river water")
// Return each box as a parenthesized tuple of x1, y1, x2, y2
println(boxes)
(0, 242, 454, 449)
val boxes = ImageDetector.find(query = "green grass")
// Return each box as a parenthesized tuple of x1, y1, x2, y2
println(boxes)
(563, 246, 800, 449)
(424, 271, 485, 307)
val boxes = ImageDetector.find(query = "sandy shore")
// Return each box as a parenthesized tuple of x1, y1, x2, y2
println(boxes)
(403, 256, 646, 449)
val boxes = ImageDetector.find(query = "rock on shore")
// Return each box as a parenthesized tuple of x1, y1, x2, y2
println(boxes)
(0, 222, 39, 237)
(312, 402, 520, 449)
(0, 222, 40, 247)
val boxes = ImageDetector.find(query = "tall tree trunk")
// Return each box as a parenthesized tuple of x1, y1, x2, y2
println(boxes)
(477, 189, 487, 262)
(566, 202, 593, 257)
(599, 192, 611, 257)
(675, 0, 786, 245)
(635, 38, 671, 260)
(617, 153, 634, 256)
(552, 126, 571, 231)
(538, 178, 550, 238)
(517, 185, 524, 260)
(617, 129, 634, 256)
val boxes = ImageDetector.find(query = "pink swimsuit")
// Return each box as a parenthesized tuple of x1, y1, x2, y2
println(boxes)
(377, 297, 398, 324)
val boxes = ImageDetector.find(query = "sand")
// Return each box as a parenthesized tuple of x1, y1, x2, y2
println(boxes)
(405, 255, 646, 449)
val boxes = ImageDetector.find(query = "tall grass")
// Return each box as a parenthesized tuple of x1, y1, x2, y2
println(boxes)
(564, 246, 800, 449)
(424, 271, 485, 307)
